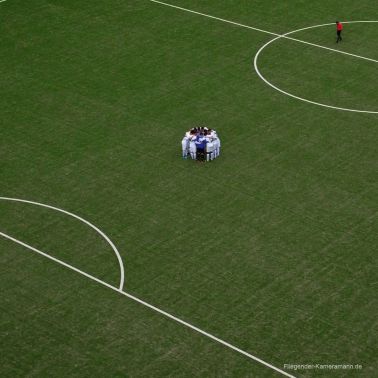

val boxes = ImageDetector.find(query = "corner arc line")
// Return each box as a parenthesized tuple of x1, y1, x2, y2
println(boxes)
(0, 196, 125, 290)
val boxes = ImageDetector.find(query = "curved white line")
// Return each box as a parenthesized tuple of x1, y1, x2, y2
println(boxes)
(0, 196, 125, 290)
(254, 21, 378, 114)
(0, 229, 295, 378)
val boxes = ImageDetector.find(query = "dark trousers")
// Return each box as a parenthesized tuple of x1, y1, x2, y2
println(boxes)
(336, 30, 342, 43)
(196, 148, 205, 161)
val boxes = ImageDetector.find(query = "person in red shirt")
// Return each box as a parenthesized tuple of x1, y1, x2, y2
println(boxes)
(336, 21, 343, 43)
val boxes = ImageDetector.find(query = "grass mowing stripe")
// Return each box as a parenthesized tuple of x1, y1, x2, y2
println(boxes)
(0, 230, 296, 378)
(2, 1, 377, 374)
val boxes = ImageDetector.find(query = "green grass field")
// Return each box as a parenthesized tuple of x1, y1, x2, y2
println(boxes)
(1, 0, 377, 377)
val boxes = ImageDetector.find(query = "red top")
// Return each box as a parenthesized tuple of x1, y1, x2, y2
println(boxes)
(337, 23, 343, 31)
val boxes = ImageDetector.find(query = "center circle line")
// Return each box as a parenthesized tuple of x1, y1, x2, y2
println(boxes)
(253, 21, 378, 114)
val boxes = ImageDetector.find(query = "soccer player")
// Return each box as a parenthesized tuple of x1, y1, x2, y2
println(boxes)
(205, 138, 215, 161)
(189, 130, 197, 160)
(181, 130, 191, 159)
(336, 21, 343, 43)
(195, 132, 207, 161)
(209, 128, 220, 158)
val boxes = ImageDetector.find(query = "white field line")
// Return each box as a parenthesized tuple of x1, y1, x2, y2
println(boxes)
(253, 21, 378, 114)
(0, 0, 7, 3)
(0, 230, 296, 378)
(285, 34, 378, 63)
(149, 0, 378, 64)
(0, 196, 125, 290)
(150, 0, 278, 36)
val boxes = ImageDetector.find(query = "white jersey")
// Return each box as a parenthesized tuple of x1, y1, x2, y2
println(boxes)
(189, 135, 197, 147)
(182, 131, 191, 145)
(208, 130, 216, 138)
(181, 131, 192, 158)
(189, 135, 197, 159)
(212, 131, 220, 147)
(206, 141, 215, 152)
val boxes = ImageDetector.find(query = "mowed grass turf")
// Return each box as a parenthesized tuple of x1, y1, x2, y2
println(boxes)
(1, 0, 377, 377)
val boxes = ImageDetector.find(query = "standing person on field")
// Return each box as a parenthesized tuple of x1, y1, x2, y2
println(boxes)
(195, 131, 207, 161)
(181, 130, 191, 159)
(189, 130, 197, 160)
(336, 21, 343, 43)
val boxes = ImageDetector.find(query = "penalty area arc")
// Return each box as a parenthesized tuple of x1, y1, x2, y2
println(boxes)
(0, 196, 125, 290)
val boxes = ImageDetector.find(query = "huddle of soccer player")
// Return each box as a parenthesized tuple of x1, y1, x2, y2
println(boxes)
(181, 127, 221, 161)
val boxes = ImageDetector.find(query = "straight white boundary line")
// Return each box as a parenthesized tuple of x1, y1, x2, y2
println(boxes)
(0, 230, 296, 378)
(149, 0, 378, 64)
(0, 197, 125, 290)
(254, 21, 378, 114)
(150, 0, 278, 37)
